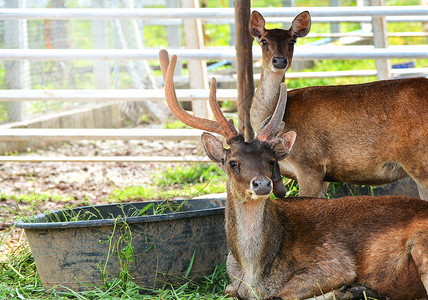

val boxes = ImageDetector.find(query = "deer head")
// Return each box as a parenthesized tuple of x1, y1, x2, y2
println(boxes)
(250, 10, 311, 72)
(159, 49, 296, 199)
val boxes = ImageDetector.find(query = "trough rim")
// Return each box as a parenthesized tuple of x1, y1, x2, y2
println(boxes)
(15, 198, 226, 230)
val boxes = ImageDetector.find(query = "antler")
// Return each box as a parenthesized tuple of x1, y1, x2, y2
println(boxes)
(257, 83, 287, 142)
(208, 77, 239, 139)
(159, 49, 238, 141)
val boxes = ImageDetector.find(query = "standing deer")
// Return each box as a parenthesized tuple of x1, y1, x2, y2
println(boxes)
(160, 49, 428, 300)
(250, 11, 428, 199)
(249, 10, 311, 134)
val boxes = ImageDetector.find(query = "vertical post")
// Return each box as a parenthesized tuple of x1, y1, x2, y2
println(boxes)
(5, 0, 29, 122)
(282, 0, 294, 31)
(421, 0, 428, 43)
(229, 0, 235, 47)
(370, 0, 391, 80)
(282, 0, 295, 8)
(330, 0, 341, 39)
(180, 0, 209, 118)
(234, 0, 254, 142)
(357, 0, 372, 32)
(167, 0, 183, 76)
(92, 0, 110, 89)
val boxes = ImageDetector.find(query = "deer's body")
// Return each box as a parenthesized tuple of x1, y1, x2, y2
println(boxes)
(249, 11, 428, 199)
(269, 78, 428, 198)
(226, 194, 428, 299)
(159, 49, 428, 300)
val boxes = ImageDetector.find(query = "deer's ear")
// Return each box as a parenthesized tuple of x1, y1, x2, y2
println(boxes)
(290, 11, 311, 38)
(272, 161, 287, 198)
(249, 10, 266, 39)
(272, 131, 296, 160)
(201, 132, 225, 165)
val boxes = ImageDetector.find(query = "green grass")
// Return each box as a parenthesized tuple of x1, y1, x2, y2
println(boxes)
(0, 243, 231, 299)
(0, 191, 74, 204)
(0, 0, 424, 297)
(163, 120, 191, 129)
(109, 163, 227, 202)
(0, 172, 231, 299)
(153, 163, 223, 186)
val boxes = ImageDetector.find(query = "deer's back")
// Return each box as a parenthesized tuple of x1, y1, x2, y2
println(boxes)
(285, 77, 427, 140)
(283, 77, 428, 183)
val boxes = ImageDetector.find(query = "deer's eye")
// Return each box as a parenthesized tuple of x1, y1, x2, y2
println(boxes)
(261, 40, 267, 46)
(268, 160, 276, 166)
(289, 40, 296, 46)
(229, 160, 240, 173)
(229, 160, 238, 168)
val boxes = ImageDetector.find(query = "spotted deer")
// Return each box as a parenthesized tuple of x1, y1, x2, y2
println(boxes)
(160, 49, 428, 300)
(250, 11, 428, 199)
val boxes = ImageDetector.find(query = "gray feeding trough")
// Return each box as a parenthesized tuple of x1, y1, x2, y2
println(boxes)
(16, 198, 227, 292)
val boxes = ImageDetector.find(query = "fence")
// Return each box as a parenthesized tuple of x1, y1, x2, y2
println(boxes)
(0, 4, 427, 162)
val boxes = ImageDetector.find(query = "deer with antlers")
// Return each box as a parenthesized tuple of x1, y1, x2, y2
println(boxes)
(249, 11, 428, 200)
(160, 49, 428, 300)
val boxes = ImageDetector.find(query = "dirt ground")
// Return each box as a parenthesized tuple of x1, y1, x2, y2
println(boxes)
(0, 137, 205, 258)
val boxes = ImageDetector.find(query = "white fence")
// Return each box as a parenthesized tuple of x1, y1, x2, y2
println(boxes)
(1, 5, 427, 162)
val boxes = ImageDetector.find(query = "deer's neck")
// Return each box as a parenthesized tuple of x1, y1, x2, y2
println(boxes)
(250, 70, 285, 134)
(226, 196, 285, 280)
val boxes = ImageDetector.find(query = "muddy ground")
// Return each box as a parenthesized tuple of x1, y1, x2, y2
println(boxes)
(0, 137, 205, 258)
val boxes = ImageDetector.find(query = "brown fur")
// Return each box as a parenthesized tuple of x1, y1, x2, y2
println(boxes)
(202, 135, 428, 300)
(249, 12, 428, 199)
(159, 49, 428, 300)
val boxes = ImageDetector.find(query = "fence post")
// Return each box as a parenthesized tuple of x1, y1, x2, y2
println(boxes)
(330, 0, 341, 40)
(370, 0, 391, 80)
(5, 0, 29, 123)
(167, 0, 183, 76)
(92, 0, 110, 89)
(234, 0, 254, 142)
(180, 0, 209, 119)
(422, 0, 428, 43)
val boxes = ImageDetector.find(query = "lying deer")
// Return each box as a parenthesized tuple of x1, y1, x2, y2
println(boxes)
(159, 49, 428, 300)
(249, 11, 428, 199)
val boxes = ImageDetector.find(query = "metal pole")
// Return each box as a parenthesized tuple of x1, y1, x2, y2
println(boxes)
(1, 7, 428, 20)
(330, 0, 341, 40)
(167, 0, 183, 76)
(92, 0, 110, 89)
(4, 0, 29, 122)
(0, 46, 427, 60)
(180, 0, 209, 118)
(370, 0, 391, 80)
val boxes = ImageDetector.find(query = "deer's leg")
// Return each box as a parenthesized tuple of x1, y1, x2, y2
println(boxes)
(277, 272, 355, 300)
(302, 292, 336, 300)
(410, 239, 428, 295)
(296, 167, 327, 198)
(277, 249, 357, 299)
(225, 252, 244, 298)
(416, 182, 428, 201)
(332, 284, 383, 300)
(400, 158, 428, 200)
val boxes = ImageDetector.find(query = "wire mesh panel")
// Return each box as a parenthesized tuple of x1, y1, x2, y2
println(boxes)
(0, 0, 169, 124)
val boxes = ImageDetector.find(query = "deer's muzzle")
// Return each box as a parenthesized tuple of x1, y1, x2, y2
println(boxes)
(251, 177, 273, 196)
(272, 56, 288, 69)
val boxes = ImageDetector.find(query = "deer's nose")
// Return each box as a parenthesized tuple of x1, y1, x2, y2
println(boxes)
(272, 56, 288, 69)
(251, 177, 273, 195)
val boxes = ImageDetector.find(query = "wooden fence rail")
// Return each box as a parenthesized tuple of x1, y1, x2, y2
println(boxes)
(1, 5, 427, 163)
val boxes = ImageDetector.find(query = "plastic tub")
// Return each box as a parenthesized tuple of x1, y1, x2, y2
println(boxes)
(16, 198, 227, 291)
